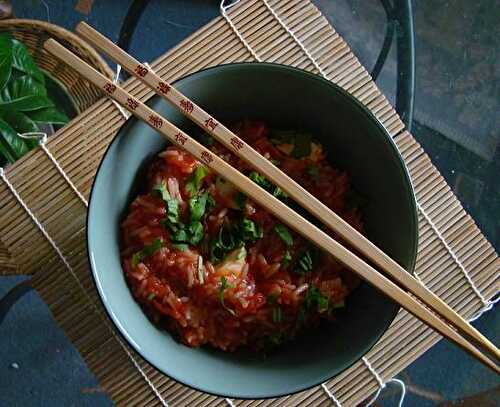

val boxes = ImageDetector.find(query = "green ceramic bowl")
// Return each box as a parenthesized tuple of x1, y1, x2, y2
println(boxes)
(87, 63, 418, 399)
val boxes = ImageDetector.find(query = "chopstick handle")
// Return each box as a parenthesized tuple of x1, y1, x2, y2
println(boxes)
(75, 21, 499, 362)
(43, 38, 499, 375)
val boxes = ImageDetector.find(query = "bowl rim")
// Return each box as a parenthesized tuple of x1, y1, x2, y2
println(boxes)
(86, 61, 418, 399)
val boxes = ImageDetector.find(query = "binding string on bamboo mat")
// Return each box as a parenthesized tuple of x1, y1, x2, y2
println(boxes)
(0, 1, 497, 406)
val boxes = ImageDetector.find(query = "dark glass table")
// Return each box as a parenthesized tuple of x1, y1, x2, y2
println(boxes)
(0, 1, 497, 405)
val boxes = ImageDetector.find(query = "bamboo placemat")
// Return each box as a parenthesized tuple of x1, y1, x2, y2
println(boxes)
(0, 1, 497, 406)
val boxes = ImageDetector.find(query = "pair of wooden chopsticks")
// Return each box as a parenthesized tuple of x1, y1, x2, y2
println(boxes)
(44, 22, 499, 374)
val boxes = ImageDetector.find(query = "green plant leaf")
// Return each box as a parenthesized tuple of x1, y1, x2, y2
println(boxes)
(9, 75, 47, 98)
(2, 110, 40, 148)
(0, 117, 29, 162)
(0, 34, 13, 91)
(2, 109, 38, 133)
(11, 39, 44, 84)
(27, 107, 68, 125)
(0, 95, 54, 112)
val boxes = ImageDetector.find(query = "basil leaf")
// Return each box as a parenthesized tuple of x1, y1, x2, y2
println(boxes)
(274, 224, 293, 246)
(27, 106, 68, 125)
(0, 117, 29, 162)
(11, 39, 44, 85)
(0, 34, 12, 91)
(189, 192, 208, 222)
(185, 165, 208, 196)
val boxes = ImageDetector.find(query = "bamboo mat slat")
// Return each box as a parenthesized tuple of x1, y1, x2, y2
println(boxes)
(0, 1, 497, 406)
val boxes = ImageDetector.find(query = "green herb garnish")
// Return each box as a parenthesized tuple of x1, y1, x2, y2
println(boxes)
(154, 181, 179, 225)
(234, 192, 247, 210)
(189, 191, 209, 222)
(304, 286, 329, 313)
(272, 307, 282, 323)
(185, 165, 208, 196)
(172, 243, 189, 251)
(240, 218, 263, 242)
(274, 224, 293, 246)
(306, 165, 319, 178)
(249, 171, 271, 189)
(187, 221, 204, 245)
(282, 250, 292, 267)
(248, 171, 287, 201)
(267, 293, 279, 305)
(294, 249, 315, 274)
(147, 292, 156, 301)
(131, 238, 163, 266)
(218, 276, 236, 315)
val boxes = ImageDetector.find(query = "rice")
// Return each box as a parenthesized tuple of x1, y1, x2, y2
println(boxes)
(120, 121, 363, 352)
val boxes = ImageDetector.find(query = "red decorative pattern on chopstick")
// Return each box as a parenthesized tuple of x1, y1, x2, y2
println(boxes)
(180, 99, 194, 114)
(156, 81, 171, 94)
(103, 83, 116, 94)
(126, 97, 139, 110)
(204, 117, 218, 131)
(200, 151, 213, 165)
(174, 133, 187, 146)
(148, 114, 163, 128)
(134, 64, 148, 77)
(230, 136, 244, 151)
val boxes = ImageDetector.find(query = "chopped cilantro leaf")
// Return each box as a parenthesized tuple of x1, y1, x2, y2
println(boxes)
(218, 276, 236, 315)
(240, 218, 263, 242)
(172, 243, 188, 251)
(189, 192, 209, 222)
(304, 286, 329, 313)
(249, 171, 271, 188)
(152, 181, 170, 201)
(267, 293, 279, 305)
(147, 292, 156, 301)
(294, 249, 315, 274)
(272, 307, 282, 323)
(274, 224, 293, 246)
(234, 192, 247, 210)
(185, 165, 208, 196)
(291, 133, 312, 158)
(272, 186, 288, 200)
(249, 171, 287, 202)
(282, 250, 292, 267)
(153, 181, 179, 225)
(306, 165, 319, 178)
(188, 221, 204, 245)
(131, 238, 163, 266)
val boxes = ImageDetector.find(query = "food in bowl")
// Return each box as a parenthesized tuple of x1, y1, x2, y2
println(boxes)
(120, 120, 365, 352)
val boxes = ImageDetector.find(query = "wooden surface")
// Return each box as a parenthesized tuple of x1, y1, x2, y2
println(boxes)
(0, 0, 497, 405)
